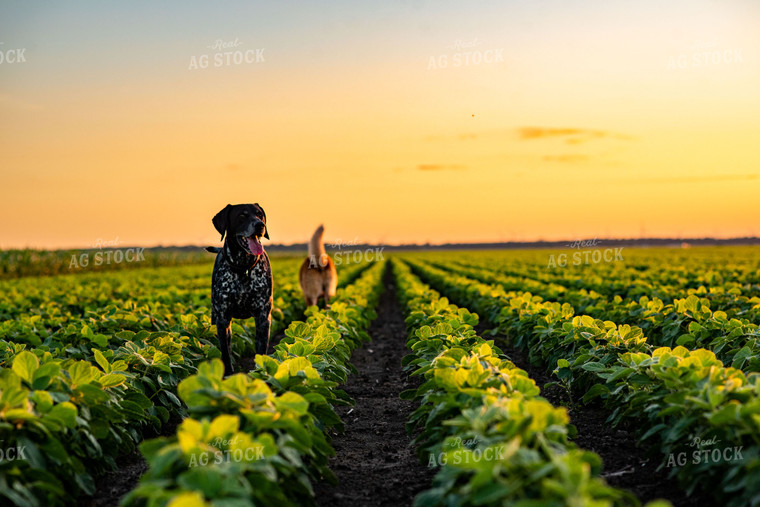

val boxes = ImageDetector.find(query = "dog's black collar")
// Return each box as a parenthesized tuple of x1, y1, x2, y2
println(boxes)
(222, 241, 260, 277)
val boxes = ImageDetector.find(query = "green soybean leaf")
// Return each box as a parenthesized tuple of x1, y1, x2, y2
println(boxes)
(13, 351, 39, 384)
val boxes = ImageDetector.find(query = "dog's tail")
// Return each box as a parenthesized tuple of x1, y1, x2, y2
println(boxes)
(206, 246, 222, 254)
(308, 225, 329, 268)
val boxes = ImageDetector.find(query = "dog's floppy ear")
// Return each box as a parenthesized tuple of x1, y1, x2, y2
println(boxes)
(255, 203, 269, 240)
(212, 204, 232, 241)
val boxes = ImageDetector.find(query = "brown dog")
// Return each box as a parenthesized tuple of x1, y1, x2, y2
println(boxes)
(299, 225, 338, 307)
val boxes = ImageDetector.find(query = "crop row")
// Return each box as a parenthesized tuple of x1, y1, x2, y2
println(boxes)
(0, 257, 360, 505)
(439, 255, 760, 319)
(427, 258, 760, 373)
(442, 247, 760, 302)
(123, 260, 386, 506)
(391, 259, 654, 506)
(0, 247, 216, 279)
(403, 258, 760, 506)
(0, 260, 306, 354)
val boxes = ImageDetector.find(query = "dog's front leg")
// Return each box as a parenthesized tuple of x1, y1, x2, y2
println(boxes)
(253, 304, 272, 355)
(216, 321, 233, 376)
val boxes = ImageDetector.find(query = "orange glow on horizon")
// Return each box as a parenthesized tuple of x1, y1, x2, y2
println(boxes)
(1, 1, 759, 249)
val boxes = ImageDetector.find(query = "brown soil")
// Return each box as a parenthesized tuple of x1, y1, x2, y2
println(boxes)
(482, 326, 714, 507)
(86, 268, 435, 507)
(86, 264, 717, 507)
(315, 265, 435, 506)
(83, 411, 183, 507)
(83, 451, 149, 507)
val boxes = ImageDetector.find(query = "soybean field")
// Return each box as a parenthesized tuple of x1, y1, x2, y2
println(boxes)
(1, 246, 759, 506)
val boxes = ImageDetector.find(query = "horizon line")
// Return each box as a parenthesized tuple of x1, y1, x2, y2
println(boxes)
(3, 235, 759, 253)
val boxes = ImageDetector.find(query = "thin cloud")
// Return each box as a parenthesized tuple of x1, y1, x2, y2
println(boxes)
(518, 127, 633, 144)
(519, 127, 599, 139)
(417, 164, 467, 171)
(424, 127, 634, 145)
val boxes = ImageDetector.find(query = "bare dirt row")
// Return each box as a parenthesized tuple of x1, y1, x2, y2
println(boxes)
(315, 265, 435, 506)
(90, 260, 711, 507)
(483, 333, 709, 506)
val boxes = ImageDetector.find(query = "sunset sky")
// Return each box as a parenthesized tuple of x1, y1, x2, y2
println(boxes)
(1, 0, 759, 249)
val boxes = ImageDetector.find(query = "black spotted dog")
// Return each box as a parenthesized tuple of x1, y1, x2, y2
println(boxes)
(205, 203, 272, 375)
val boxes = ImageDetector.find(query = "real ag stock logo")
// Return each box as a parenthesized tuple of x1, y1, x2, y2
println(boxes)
(427, 38, 504, 70)
(667, 39, 743, 70)
(427, 437, 506, 467)
(188, 37, 265, 70)
(316, 237, 384, 266)
(666, 435, 745, 468)
(187, 436, 266, 467)
(69, 236, 146, 269)
(0, 42, 27, 65)
(547, 238, 624, 268)
(0, 442, 27, 462)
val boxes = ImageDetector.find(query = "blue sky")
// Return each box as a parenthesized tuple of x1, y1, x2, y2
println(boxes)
(1, 0, 759, 248)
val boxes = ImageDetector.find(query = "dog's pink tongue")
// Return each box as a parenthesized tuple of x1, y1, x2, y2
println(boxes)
(247, 237, 264, 255)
